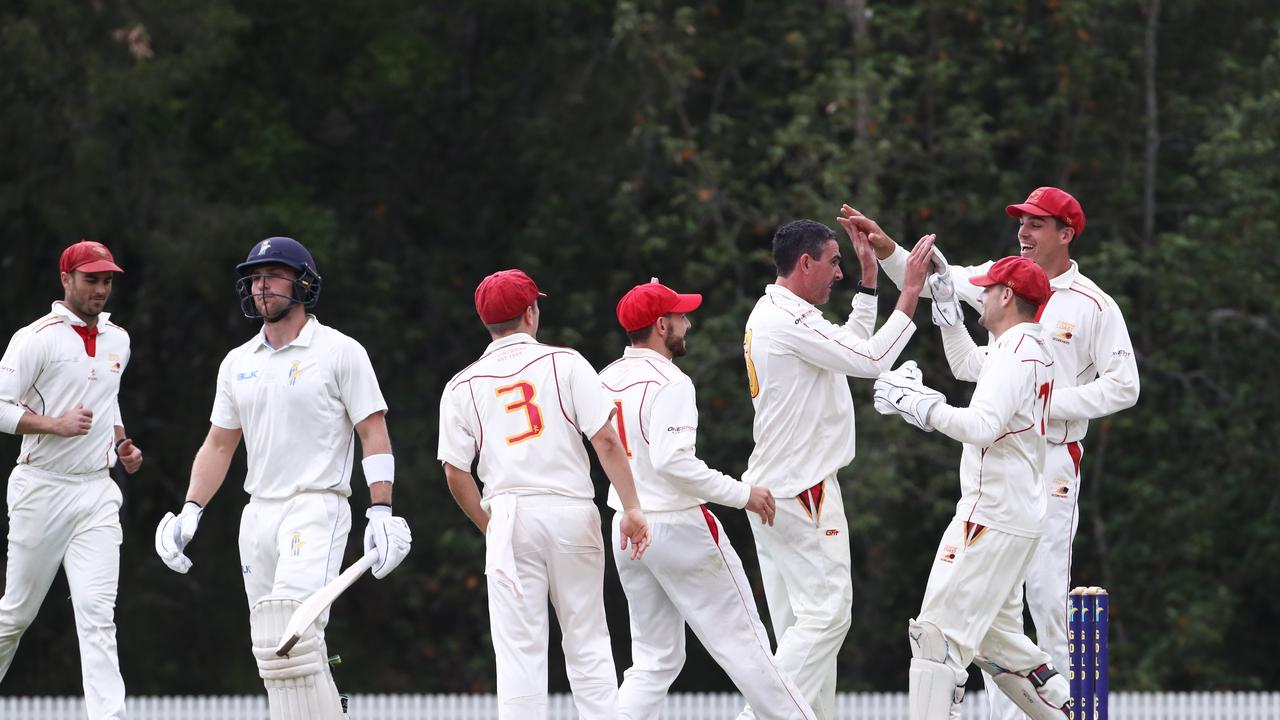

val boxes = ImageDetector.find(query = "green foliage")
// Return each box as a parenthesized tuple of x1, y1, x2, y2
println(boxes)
(0, 0, 1277, 696)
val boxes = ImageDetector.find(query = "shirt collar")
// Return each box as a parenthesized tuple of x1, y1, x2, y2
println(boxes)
(485, 332, 536, 353)
(765, 283, 812, 309)
(254, 314, 319, 352)
(622, 346, 675, 366)
(51, 302, 110, 329)
(1048, 261, 1079, 291)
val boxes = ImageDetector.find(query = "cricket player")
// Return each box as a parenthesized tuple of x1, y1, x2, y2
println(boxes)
(739, 220, 936, 720)
(602, 279, 816, 720)
(438, 268, 652, 720)
(843, 188, 1139, 717)
(873, 256, 1070, 720)
(154, 237, 411, 720)
(0, 240, 141, 720)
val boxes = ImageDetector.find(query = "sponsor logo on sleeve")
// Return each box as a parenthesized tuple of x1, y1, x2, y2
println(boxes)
(290, 532, 305, 557)
(1052, 320, 1076, 344)
(667, 425, 696, 434)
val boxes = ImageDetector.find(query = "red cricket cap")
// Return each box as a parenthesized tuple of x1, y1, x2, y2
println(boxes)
(59, 240, 124, 274)
(1005, 186, 1086, 238)
(969, 256, 1051, 306)
(474, 269, 546, 324)
(616, 279, 702, 332)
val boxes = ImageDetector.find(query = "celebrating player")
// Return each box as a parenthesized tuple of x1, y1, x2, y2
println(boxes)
(601, 279, 815, 720)
(437, 269, 651, 720)
(843, 188, 1139, 716)
(873, 256, 1070, 719)
(738, 220, 935, 719)
(0, 241, 140, 720)
(154, 237, 411, 720)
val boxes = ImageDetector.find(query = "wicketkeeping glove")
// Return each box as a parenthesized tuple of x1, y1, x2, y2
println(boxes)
(928, 248, 963, 328)
(364, 506, 412, 579)
(155, 501, 203, 573)
(873, 361, 945, 432)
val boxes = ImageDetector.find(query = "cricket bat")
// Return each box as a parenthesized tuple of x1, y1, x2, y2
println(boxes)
(275, 547, 379, 656)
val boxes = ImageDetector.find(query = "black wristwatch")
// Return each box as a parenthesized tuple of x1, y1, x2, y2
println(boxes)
(856, 283, 877, 297)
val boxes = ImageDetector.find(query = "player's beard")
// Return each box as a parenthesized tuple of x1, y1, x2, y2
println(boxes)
(256, 290, 296, 323)
(66, 287, 107, 320)
(665, 332, 687, 358)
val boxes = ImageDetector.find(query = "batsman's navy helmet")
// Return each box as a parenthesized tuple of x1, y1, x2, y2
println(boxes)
(235, 236, 323, 319)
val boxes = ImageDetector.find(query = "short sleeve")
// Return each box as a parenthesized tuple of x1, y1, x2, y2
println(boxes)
(437, 382, 478, 470)
(209, 350, 242, 430)
(335, 339, 389, 425)
(560, 352, 613, 438)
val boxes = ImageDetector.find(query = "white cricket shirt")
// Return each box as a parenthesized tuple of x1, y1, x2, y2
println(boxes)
(929, 322, 1055, 538)
(882, 247, 1139, 444)
(742, 284, 916, 497)
(210, 316, 387, 499)
(437, 333, 613, 508)
(0, 303, 130, 475)
(599, 347, 751, 513)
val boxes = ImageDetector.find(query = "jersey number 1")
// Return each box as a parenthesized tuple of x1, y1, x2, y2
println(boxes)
(496, 381, 544, 445)
(1037, 381, 1054, 435)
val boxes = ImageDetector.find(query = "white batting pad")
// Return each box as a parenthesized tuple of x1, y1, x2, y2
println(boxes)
(250, 596, 343, 720)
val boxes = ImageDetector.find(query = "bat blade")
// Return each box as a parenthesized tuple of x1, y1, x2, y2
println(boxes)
(275, 548, 379, 656)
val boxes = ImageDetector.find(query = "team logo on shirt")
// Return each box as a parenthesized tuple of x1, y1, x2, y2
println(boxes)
(1051, 479, 1072, 499)
(108, 353, 122, 372)
(288, 360, 304, 386)
(290, 532, 305, 556)
(1052, 321, 1076, 344)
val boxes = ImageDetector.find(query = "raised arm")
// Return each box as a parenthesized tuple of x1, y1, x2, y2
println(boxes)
(939, 323, 988, 383)
(779, 235, 935, 378)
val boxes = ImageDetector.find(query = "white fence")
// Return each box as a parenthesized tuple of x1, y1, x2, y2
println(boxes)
(2, 692, 1279, 718)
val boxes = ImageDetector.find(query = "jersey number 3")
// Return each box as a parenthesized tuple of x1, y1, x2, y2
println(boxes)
(496, 381, 544, 445)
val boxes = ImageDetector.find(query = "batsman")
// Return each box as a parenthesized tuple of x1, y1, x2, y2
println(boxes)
(154, 237, 412, 719)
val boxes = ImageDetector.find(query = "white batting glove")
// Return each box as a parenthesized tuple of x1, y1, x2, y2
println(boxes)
(874, 361, 945, 432)
(155, 501, 203, 574)
(364, 506, 412, 579)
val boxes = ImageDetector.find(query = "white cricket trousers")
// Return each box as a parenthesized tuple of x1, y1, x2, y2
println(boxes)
(917, 520, 1053, 686)
(487, 494, 618, 720)
(740, 475, 851, 720)
(238, 492, 352, 625)
(0, 465, 125, 720)
(612, 506, 815, 720)
(985, 441, 1081, 720)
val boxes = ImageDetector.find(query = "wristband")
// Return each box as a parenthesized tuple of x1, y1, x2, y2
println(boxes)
(362, 453, 395, 486)
(856, 283, 878, 297)
(115, 436, 129, 451)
